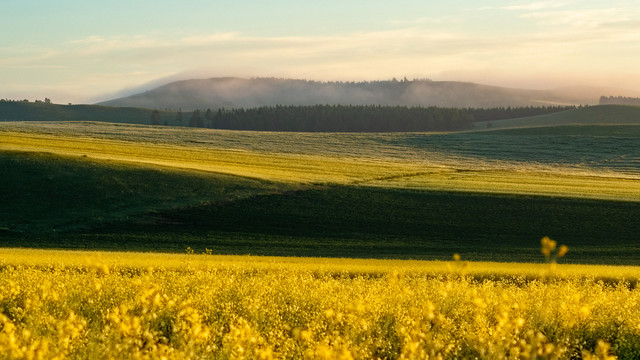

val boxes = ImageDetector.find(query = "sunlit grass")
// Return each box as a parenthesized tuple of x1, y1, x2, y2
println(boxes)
(2, 124, 639, 201)
(370, 168, 640, 202)
(0, 131, 416, 184)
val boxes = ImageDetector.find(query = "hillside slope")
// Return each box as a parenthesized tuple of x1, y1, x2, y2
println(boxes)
(0, 101, 169, 125)
(98, 77, 598, 110)
(1, 149, 639, 262)
(474, 105, 640, 130)
(2, 123, 639, 261)
(0, 100, 572, 132)
(0, 150, 288, 233)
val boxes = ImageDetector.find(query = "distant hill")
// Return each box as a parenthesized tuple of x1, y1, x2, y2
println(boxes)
(98, 77, 606, 110)
(5, 99, 638, 134)
(474, 105, 640, 130)
(599, 96, 640, 106)
(0, 101, 176, 126)
(0, 100, 574, 132)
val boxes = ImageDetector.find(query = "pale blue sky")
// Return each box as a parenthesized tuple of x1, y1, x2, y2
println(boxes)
(2, 0, 639, 103)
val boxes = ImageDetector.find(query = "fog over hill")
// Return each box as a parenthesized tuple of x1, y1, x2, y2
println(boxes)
(98, 77, 613, 111)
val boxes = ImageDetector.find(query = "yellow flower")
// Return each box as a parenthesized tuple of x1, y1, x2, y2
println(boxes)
(558, 245, 569, 257)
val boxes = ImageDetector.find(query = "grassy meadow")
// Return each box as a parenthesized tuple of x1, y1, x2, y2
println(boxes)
(1, 107, 640, 358)
(473, 104, 640, 130)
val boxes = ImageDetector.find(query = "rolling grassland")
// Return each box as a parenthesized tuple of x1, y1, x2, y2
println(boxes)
(473, 105, 640, 130)
(1, 119, 639, 262)
(0, 151, 290, 233)
(2, 121, 639, 201)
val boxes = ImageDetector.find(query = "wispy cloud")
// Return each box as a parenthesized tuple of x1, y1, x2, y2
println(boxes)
(181, 32, 242, 45)
(4, 65, 67, 70)
(387, 15, 465, 27)
(502, 2, 567, 11)
(517, 6, 640, 47)
(477, 1, 566, 11)
(55, 29, 478, 67)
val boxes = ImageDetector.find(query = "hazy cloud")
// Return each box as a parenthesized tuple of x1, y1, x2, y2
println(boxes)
(501, 2, 567, 11)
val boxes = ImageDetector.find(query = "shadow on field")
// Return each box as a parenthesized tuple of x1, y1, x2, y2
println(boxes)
(5, 185, 637, 264)
(2, 150, 639, 264)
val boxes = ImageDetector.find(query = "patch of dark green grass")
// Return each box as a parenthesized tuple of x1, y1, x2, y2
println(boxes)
(474, 105, 640, 130)
(21, 186, 636, 264)
(0, 151, 289, 233)
(480, 124, 640, 137)
(2, 150, 640, 264)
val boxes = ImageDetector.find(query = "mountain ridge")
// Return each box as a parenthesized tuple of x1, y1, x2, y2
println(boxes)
(98, 77, 612, 111)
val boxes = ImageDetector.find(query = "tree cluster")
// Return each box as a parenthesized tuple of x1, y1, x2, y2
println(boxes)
(0, 99, 31, 103)
(1, 98, 52, 103)
(599, 96, 640, 106)
(174, 105, 574, 132)
(195, 105, 474, 132)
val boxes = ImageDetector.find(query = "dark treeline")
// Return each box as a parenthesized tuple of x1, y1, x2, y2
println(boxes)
(599, 96, 640, 106)
(0, 99, 574, 132)
(213, 105, 472, 132)
(177, 105, 575, 132)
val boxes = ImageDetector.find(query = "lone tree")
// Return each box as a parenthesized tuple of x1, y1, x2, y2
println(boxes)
(151, 109, 160, 126)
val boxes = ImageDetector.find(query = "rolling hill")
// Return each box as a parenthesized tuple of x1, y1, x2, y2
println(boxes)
(1, 121, 639, 262)
(0, 99, 573, 132)
(474, 104, 640, 130)
(0, 101, 170, 125)
(98, 77, 606, 110)
(4, 97, 640, 136)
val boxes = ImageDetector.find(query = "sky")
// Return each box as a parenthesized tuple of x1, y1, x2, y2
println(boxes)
(2, 0, 640, 104)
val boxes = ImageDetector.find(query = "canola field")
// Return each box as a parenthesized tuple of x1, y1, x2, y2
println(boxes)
(0, 247, 638, 359)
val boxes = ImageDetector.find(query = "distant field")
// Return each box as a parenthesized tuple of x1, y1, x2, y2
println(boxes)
(1, 121, 639, 199)
(481, 124, 640, 137)
(2, 119, 639, 174)
(0, 101, 178, 125)
(474, 104, 640, 129)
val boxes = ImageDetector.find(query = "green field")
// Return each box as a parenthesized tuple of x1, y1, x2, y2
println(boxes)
(1, 108, 639, 264)
(0, 101, 178, 126)
(474, 104, 640, 129)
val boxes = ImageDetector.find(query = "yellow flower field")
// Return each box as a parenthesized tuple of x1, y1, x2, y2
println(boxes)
(0, 249, 638, 359)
